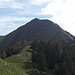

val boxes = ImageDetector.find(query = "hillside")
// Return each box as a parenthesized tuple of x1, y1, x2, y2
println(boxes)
(1, 18, 75, 49)
(0, 41, 75, 75)
(0, 46, 30, 75)
(4, 41, 75, 75)
(0, 46, 38, 75)
(0, 46, 45, 75)
(0, 18, 75, 75)
(0, 57, 28, 75)
(0, 36, 4, 44)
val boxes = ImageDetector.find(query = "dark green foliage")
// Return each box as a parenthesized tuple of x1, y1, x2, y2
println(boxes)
(31, 40, 38, 63)
(5, 48, 12, 57)
(27, 69, 46, 75)
(0, 50, 6, 59)
(53, 64, 60, 75)
(0, 40, 27, 58)
(6, 40, 27, 57)
(31, 40, 47, 71)
(31, 40, 75, 75)
(36, 42, 46, 71)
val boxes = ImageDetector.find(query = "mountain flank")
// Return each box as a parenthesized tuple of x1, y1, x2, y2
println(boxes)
(0, 18, 75, 49)
(0, 18, 75, 75)
(0, 36, 4, 44)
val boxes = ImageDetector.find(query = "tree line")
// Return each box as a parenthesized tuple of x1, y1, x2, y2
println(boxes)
(0, 40, 27, 59)
(31, 40, 75, 75)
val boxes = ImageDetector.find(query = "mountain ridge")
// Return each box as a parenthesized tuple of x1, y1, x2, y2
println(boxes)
(0, 18, 75, 49)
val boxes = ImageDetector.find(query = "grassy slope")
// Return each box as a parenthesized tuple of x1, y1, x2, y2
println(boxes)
(0, 46, 46, 75)
(0, 58, 27, 75)
(5, 46, 31, 75)
(0, 46, 31, 75)
(5, 46, 31, 63)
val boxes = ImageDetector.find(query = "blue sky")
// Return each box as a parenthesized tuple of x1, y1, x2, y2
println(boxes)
(0, 0, 75, 36)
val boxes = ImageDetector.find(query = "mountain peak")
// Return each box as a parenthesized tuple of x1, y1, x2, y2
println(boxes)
(33, 18, 39, 20)
(31, 18, 54, 24)
(31, 18, 40, 21)
(1, 18, 75, 49)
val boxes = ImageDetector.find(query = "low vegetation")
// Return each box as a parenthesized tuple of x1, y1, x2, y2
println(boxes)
(0, 46, 30, 75)
(0, 40, 75, 75)
(0, 45, 46, 75)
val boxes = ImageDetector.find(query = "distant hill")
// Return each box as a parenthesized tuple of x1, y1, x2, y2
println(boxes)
(0, 18, 75, 49)
(0, 36, 4, 44)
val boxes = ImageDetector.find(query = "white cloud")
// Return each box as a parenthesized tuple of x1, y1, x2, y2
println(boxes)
(0, 16, 32, 35)
(0, 0, 24, 9)
(0, 16, 31, 23)
(0, 0, 75, 36)
(39, 0, 75, 36)
(30, 0, 51, 6)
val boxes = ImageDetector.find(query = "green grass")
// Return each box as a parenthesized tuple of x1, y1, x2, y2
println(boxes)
(0, 46, 31, 75)
(5, 46, 31, 75)
(0, 58, 27, 75)
(0, 46, 47, 75)
(5, 46, 32, 63)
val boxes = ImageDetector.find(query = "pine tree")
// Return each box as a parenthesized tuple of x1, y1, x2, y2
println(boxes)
(31, 40, 38, 63)
(36, 42, 47, 71)
(1, 50, 6, 59)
